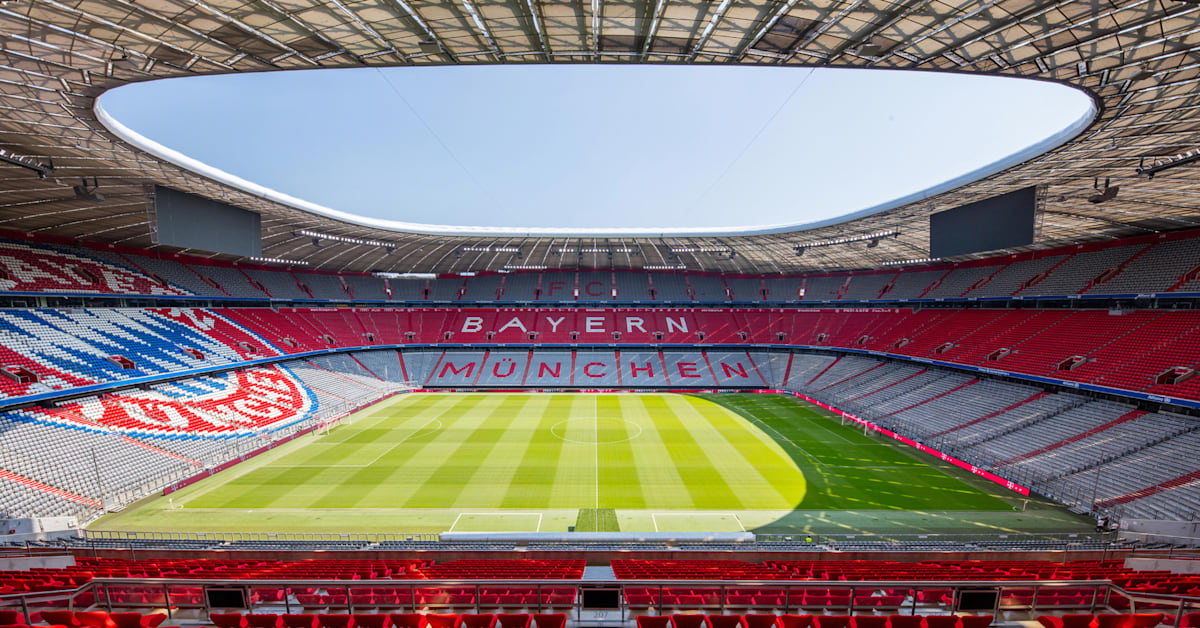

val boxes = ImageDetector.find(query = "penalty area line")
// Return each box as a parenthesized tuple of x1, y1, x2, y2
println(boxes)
(448, 512, 544, 533)
(650, 512, 745, 533)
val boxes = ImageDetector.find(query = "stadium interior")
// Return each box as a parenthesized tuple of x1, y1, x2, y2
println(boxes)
(3, 0, 1200, 627)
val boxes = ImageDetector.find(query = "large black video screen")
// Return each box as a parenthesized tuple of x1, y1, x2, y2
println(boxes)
(929, 186, 1037, 258)
(152, 185, 262, 257)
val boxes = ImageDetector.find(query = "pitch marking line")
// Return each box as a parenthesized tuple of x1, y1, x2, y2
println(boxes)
(827, 465, 912, 469)
(319, 396, 413, 443)
(594, 395, 599, 509)
(550, 419, 644, 444)
(363, 417, 444, 466)
(809, 418, 857, 445)
(268, 416, 445, 469)
(741, 414, 829, 468)
(449, 513, 542, 532)
(651, 512, 745, 533)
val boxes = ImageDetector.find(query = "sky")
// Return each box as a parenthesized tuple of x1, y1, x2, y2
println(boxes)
(97, 65, 1095, 232)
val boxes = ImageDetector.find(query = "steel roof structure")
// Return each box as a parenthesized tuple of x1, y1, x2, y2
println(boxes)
(0, 0, 1197, 275)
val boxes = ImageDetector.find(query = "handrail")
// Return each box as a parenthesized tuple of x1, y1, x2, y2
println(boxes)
(91, 577, 1112, 586)
(78, 530, 441, 543)
(0, 582, 94, 619)
(6, 576, 1200, 625)
(0, 547, 74, 558)
(74, 529, 1113, 546)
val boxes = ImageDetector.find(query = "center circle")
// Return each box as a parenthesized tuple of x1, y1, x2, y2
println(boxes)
(550, 418, 644, 444)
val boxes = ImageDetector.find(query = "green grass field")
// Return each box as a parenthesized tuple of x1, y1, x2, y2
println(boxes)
(93, 393, 1092, 535)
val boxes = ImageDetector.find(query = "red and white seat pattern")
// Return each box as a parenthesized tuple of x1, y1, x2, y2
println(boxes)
(0, 241, 191, 296)
(0, 307, 279, 398)
(3, 306, 1200, 402)
(15, 365, 316, 436)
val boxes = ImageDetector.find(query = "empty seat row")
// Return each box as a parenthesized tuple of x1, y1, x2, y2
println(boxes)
(209, 614, 564, 628)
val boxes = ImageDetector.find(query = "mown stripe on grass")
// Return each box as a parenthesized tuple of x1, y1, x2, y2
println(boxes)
(597, 394, 646, 509)
(287, 395, 479, 508)
(641, 395, 744, 509)
(318, 393, 436, 444)
(500, 394, 574, 508)
(360, 393, 497, 507)
(676, 395, 803, 509)
(616, 394, 694, 509)
(401, 394, 528, 508)
(310, 395, 463, 467)
(452, 394, 555, 507)
(548, 395, 602, 507)
(189, 465, 328, 509)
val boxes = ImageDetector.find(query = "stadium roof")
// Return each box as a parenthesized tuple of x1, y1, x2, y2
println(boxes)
(0, 0, 1197, 275)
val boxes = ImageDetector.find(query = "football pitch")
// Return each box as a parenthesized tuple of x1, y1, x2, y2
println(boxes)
(94, 393, 1092, 535)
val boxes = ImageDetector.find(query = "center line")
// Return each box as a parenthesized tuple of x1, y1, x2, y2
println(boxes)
(594, 394, 600, 509)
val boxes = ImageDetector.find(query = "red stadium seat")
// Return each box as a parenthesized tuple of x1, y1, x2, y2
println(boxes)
(352, 617, 389, 628)
(852, 618, 888, 628)
(427, 615, 462, 628)
(1038, 615, 1095, 628)
(814, 618, 851, 628)
(707, 617, 744, 628)
(673, 616, 707, 628)
(212, 615, 249, 628)
(247, 615, 284, 628)
(531, 616, 564, 628)
(915, 591, 951, 604)
(496, 615, 530, 628)
(744, 616, 779, 628)
(958, 617, 993, 628)
(639, 618, 673, 628)
(283, 616, 320, 628)
(388, 616, 426, 628)
(1180, 615, 1200, 628)
(887, 617, 923, 628)
(923, 618, 959, 628)
(780, 616, 814, 628)
(0, 613, 25, 626)
(74, 613, 114, 628)
(460, 616, 496, 628)
(317, 616, 354, 628)
(109, 613, 166, 628)
(39, 612, 82, 628)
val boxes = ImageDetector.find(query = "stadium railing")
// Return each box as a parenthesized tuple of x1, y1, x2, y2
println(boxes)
(752, 532, 1115, 546)
(78, 530, 442, 544)
(70, 530, 1115, 547)
(5, 577, 1199, 626)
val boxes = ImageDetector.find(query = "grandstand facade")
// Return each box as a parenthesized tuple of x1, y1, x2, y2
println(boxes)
(1, 230, 1200, 525)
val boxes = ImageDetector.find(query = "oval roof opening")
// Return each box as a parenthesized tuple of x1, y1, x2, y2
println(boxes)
(97, 65, 1096, 237)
